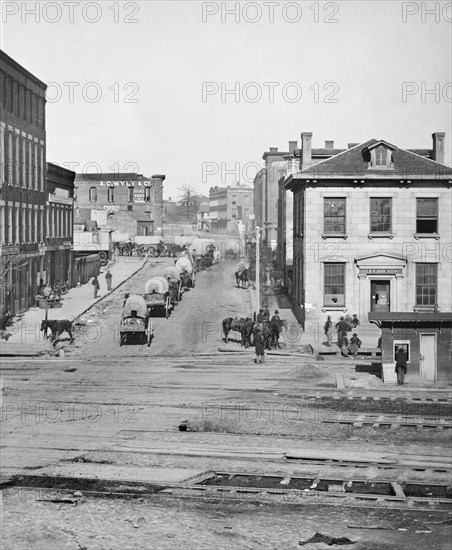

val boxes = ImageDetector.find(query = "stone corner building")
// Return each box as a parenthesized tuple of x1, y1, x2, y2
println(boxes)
(0, 49, 47, 314)
(284, 132, 452, 339)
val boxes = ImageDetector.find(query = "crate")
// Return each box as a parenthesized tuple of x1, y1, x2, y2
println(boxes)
(382, 363, 397, 384)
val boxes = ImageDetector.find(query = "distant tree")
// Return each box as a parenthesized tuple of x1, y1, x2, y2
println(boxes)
(177, 184, 199, 222)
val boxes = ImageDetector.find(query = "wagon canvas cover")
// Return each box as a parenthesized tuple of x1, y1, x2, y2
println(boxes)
(122, 294, 148, 318)
(145, 278, 167, 294)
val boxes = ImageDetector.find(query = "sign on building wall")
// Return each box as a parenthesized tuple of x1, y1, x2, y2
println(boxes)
(98, 181, 154, 187)
(133, 189, 145, 203)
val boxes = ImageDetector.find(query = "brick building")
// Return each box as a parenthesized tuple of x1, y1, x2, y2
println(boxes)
(209, 184, 253, 233)
(283, 132, 452, 334)
(74, 172, 165, 236)
(256, 139, 345, 249)
(0, 50, 47, 314)
(45, 162, 75, 289)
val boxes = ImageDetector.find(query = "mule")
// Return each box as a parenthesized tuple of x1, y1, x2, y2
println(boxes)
(41, 319, 74, 347)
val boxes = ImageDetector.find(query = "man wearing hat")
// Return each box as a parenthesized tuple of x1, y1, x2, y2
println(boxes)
(271, 310, 280, 322)
(254, 325, 265, 364)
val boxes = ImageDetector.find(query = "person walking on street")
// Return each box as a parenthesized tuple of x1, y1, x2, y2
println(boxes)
(324, 315, 334, 346)
(352, 314, 360, 328)
(254, 328, 265, 364)
(349, 333, 362, 359)
(257, 309, 265, 323)
(263, 305, 270, 322)
(92, 275, 100, 299)
(395, 346, 408, 385)
(105, 269, 113, 291)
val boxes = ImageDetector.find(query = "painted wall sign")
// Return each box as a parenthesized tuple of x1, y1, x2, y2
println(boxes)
(99, 181, 154, 187)
(360, 268, 403, 274)
(133, 189, 145, 203)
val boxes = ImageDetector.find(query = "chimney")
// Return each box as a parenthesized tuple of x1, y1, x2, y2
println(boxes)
(432, 132, 445, 164)
(269, 147, 278, 154)
(325, 140, 334, 149)
(348, 143, 359, 149)
(289, 141, 297, 155)
(301, 132, 313, 168)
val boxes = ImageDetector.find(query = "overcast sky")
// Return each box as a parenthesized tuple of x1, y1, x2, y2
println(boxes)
(1, 0, 451, 198)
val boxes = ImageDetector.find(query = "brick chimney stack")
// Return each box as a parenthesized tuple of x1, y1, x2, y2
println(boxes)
(301, 132, 313, 169)
(289, 141, 297, 155)
(269, 147, 278, 154)
(432, 132, 445, 165)
(325, 140, 334, 149)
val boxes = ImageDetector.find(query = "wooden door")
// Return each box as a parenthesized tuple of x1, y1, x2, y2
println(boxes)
(419, 333, 437, 381)
(371, 280, 390, 312)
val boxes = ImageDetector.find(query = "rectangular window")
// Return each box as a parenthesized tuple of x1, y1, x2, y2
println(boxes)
(128, 187, 134, 202)
(416, 263, 437, 306)
(107, 187, 115, 203)
(324, 263, 345, 306)
(324, 198, 346, 233)
(89, 187, 97, 202)
(0, 206, 4, 244)
(370, 198, 392, 232)
(145, 187, 152, 202)
(416, 198, 438, 233)
(394, 341, 410, 363)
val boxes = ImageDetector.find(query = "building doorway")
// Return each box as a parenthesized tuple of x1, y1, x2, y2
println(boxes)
(419, 333, 437, 381)
(370, 280, 390, 312)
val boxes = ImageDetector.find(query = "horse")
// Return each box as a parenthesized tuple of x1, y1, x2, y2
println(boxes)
(235, 268, 249, 288)
(252, 321, 275, 350)
(269, 319, 285, 349)
(41, 319, 74, 346)
(223, 317, 250, 346)
(0, 312, 13, 331)
(270, 269, 284, 287)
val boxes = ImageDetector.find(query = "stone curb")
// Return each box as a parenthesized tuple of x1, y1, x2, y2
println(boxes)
(73, 259, 149, 323)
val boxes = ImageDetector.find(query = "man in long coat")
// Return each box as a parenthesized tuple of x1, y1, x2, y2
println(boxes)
(254, 328, 265, 364)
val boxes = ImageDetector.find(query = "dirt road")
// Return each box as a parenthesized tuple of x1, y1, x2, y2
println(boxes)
(69, 258, 254, 358)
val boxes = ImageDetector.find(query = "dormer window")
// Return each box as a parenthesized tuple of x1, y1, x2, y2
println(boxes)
(366, 143, 395, 170)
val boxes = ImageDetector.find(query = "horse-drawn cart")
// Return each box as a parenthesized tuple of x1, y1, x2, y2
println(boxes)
(120, 294, 152, 346)
(144, 277, 173, 318)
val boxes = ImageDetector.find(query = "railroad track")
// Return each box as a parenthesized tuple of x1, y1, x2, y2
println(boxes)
(322, 412, 452, 429)
(3, 472, 451, 513)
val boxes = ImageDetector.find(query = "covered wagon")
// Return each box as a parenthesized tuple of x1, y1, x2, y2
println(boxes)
(144, 277, 172, 318)
(119, 294, 152, 346)
(160, 266, 182, 301)
(175, 256, 195, 290)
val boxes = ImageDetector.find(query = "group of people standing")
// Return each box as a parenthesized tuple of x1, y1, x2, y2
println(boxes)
(323, 314, 362, 358)
(91, 269, 113, 299)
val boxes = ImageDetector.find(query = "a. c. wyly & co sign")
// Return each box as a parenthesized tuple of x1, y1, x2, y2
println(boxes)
(98, 181, 154, 187)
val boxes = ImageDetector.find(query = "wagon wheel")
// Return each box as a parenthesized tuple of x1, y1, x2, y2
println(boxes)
(177, 281, 182, 301)
(165, 296, 170, 319)
(147, 319, 153, 346)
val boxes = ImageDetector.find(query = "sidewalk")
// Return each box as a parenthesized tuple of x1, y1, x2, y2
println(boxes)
(0, 257, 147, 352)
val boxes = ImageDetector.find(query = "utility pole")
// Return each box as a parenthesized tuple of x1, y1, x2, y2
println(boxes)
(255, 226, 260, 316)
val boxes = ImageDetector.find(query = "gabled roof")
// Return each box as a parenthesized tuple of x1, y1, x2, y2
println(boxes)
(285, 139, 452, 187)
